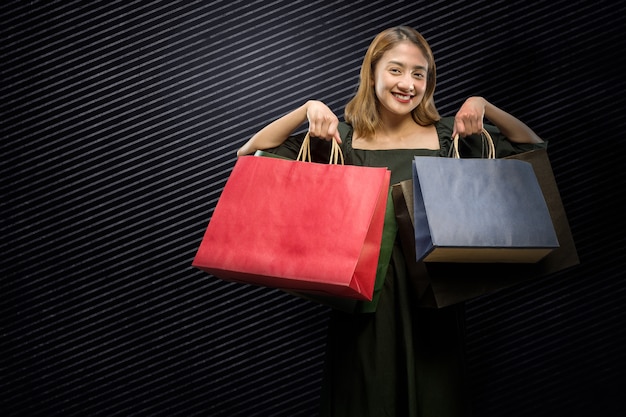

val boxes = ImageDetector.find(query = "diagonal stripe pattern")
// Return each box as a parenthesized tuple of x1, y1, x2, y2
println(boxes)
(2, 1, 624, 416)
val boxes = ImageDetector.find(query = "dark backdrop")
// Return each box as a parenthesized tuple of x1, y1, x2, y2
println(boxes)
(2, 1, 625, 416)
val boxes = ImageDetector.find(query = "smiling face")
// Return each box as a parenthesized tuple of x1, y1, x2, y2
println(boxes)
(373, 41, 429, 118)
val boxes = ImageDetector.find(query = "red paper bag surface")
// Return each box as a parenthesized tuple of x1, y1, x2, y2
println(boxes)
(192, 155, 391, 301)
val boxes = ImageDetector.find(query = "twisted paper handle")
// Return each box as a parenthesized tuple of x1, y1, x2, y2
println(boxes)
(297, 132, 344, 165)
(452, 128, 495, 159)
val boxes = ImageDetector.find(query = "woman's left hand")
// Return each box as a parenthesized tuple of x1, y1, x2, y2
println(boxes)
(452, 96, 487, 138)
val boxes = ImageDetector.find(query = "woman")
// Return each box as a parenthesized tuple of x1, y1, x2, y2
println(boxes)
(238, 26, 545, 417)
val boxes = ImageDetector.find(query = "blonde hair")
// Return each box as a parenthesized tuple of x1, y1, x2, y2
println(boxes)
(344, 26, 440, 138)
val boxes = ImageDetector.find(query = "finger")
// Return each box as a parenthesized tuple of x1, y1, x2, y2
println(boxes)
(454, 119, 466, 137)
(326, 120, 341, 143)
(327, 125, 342, 144)
(467, 118, 478, 135)
(469, 117, 483, 135)
(313, 116, 330, 139)
(309, 119, 322, 138)
(307, 117, 316, 134)
(333, 130, 342, 144)
(321, 119, 332, 139)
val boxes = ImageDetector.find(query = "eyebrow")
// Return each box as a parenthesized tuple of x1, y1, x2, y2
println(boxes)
(387, 60, 427, 71)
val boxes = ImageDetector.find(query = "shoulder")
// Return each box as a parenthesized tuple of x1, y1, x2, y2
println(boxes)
(337, 121, 353, 140)
(435, 117, 455, 139)
(337, 121, 354, 150)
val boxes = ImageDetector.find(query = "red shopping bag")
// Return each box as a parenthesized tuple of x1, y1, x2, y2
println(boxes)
(192, 135, 391, 301)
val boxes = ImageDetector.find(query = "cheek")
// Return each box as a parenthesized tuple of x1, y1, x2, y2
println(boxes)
(417, 80, 428, 95)
(374, 83, 385, 101)
(373, 74, 389, 100)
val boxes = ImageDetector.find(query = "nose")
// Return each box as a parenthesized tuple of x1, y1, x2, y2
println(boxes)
(399, 79, 414, 92)
(398, 74, 415, 91)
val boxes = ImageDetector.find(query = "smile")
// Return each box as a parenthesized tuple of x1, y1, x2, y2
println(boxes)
(392, 93, 413, 102)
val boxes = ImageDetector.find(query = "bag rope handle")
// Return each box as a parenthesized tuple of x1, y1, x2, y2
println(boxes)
(297, 132, 344, 165)
(452, 128, 496, 159)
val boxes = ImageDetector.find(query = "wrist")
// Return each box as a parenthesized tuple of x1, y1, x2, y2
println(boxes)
(301, 101, 314, 121)
(468, 96, 486, 106)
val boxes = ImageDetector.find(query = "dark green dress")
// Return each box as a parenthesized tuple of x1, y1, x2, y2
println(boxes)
(269, 116, 547, 417)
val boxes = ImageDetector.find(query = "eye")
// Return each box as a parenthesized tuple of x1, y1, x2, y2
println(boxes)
(413, 72, 426, 79)
(389, 68, 401, 74)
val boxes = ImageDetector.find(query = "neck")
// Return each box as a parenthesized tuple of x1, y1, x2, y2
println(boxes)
(378, 113, 417, 136)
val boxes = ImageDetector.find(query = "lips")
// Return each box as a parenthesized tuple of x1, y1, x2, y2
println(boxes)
(392, 92, 413, 102)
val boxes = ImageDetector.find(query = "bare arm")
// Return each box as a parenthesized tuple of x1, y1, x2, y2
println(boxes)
(453, 96, 543, 144)
(236, 100, 342, 156)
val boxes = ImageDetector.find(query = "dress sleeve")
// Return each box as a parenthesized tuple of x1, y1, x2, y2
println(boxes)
(263, 131, 306, 160)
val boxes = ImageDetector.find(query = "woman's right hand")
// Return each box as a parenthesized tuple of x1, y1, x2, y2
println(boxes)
(305, 100, 342, 144)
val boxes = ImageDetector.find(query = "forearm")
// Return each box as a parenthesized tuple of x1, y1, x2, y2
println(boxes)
(236, 102, 309, 156)
(482, 99, 543, 144)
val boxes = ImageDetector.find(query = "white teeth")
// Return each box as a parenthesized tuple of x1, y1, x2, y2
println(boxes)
(393, 93, 410, 100)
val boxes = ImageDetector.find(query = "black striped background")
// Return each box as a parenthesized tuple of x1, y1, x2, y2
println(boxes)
(2, 1, 625, 416)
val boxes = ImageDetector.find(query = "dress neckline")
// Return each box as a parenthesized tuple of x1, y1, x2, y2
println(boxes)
(341, 119, 452, 156)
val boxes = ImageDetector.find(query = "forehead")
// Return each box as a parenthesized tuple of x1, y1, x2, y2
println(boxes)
(379, 41, 428, 68)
